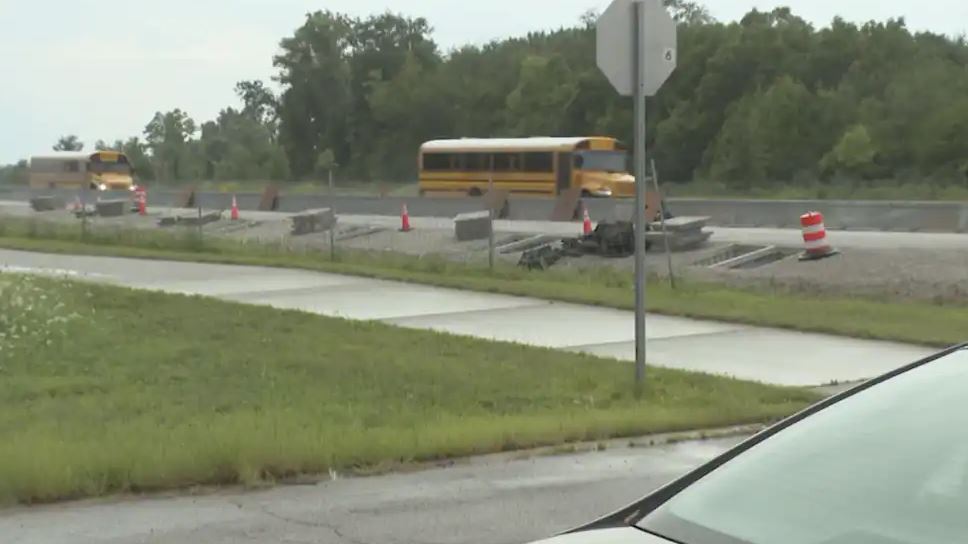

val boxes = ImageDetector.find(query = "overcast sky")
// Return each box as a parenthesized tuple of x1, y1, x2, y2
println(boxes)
(1, 0, 966, 164)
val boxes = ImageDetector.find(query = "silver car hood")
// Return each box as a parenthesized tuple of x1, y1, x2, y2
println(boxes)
(529, 527, 670, 544)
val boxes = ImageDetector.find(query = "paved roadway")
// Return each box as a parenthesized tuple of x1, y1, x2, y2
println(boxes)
(0, 437, 740, 544)
(0, 249, 932, 386)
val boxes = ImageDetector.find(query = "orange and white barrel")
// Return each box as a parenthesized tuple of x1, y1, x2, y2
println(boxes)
(800, 212, 836, 260)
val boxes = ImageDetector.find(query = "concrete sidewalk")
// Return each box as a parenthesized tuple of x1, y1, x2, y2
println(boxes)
(0, 248, 932, 386)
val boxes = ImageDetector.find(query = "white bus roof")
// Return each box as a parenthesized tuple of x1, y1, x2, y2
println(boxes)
(30, 152, 94, 162)
(420, 137, 612, 152)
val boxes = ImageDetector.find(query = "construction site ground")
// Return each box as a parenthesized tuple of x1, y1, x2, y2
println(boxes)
(2, 200, 967, 305)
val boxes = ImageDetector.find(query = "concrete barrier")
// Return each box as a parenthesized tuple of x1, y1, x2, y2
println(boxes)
(95, 199, 128, 217)
(455, 211, 492, 241)
(290, 208, 336, 236)
(29, 196, 62, 212)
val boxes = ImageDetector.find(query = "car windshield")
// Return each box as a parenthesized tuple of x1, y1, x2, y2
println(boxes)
(639, 349, 968, 544)
(575, 150, 627, 173)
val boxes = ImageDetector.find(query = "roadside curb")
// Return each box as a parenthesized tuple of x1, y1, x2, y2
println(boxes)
(335, 423, 768, 482)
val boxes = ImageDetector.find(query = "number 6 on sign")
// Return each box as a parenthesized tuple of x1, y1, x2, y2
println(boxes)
(596, 0, 678, 97)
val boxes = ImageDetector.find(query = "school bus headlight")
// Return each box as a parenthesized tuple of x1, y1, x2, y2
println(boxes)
(98, 183, 108, 191)
(589, 188, 613, 197)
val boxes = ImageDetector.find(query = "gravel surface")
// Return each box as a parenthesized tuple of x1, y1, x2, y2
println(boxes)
(700, 248, 968, 303)
(4, 205, 968, 304)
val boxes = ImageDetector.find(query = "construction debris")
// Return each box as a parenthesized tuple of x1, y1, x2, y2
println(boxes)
(519, 243, 571, 271)
(645, 216, 713, 251)
(158, 211, 223, 227)
(519, 216, 713, 271)
(519, 223, 634, 270)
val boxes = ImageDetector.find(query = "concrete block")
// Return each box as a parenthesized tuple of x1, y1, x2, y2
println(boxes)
(455, 211, 492, 241)
(95, 199, 128, 217)
(650, 216, 709, 232)
(30, 196, 62, 212)
(290, 208, 336, 236)
(645, 229, 713, 251)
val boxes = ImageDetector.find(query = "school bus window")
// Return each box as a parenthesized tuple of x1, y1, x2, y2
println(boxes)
(423, 153, 452, 171)
(493, 152, 520, 171)
(459, 153, 486, 171)
(63, 161, 80, 173)
(523, 152, 553, 173)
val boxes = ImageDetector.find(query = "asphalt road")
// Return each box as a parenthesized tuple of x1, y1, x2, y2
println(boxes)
(0, 249, 931, 386)
(0, 437, 740, 544)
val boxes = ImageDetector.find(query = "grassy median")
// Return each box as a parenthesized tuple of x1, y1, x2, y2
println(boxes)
(0, 274, 815, 505)
(0, 216, 966, 347)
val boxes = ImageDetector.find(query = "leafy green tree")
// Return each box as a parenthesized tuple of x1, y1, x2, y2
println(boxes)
(121, 138, 154, 182)
(506, 54, 578, 136)
(53, 135, 83, 151)
(274, 11, 355, 178)
(235, 80, 278, 128)
(144, 109, 197, 181)
(368, 52, 453, 179)
(315, 149, 337, 178)
(821, 124, 878, 179)
(0, 160, 28, 185)
(81, 4, 968, 187)
(202, 108, 291, 181)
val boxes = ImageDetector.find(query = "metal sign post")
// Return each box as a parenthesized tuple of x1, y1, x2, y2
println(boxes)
(488, 155, 496, 272)
(329, 168, 336, 261)
(632, 0, 648, 386)
(597, 0, 677, 387)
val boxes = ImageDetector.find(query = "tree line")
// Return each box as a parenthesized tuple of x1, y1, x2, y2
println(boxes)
(6, 2, 968, 191)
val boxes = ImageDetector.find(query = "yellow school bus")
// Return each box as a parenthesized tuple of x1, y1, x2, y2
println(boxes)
(418, 137, 635, 198)
(29, 150, 135, 192)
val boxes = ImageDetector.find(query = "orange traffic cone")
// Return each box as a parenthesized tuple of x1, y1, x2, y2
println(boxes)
(582, 206, 593, 236)
(400, 203, 412, 232)
(231, 195, 240, 221)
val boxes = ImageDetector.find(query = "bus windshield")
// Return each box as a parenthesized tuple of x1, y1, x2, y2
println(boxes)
(88, 159, 132, 174)
(575, 150, 627, 173)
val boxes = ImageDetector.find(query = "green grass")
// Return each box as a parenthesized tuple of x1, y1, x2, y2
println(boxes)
(1, 216, 967, 348)
(0, 274, 815, 505)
